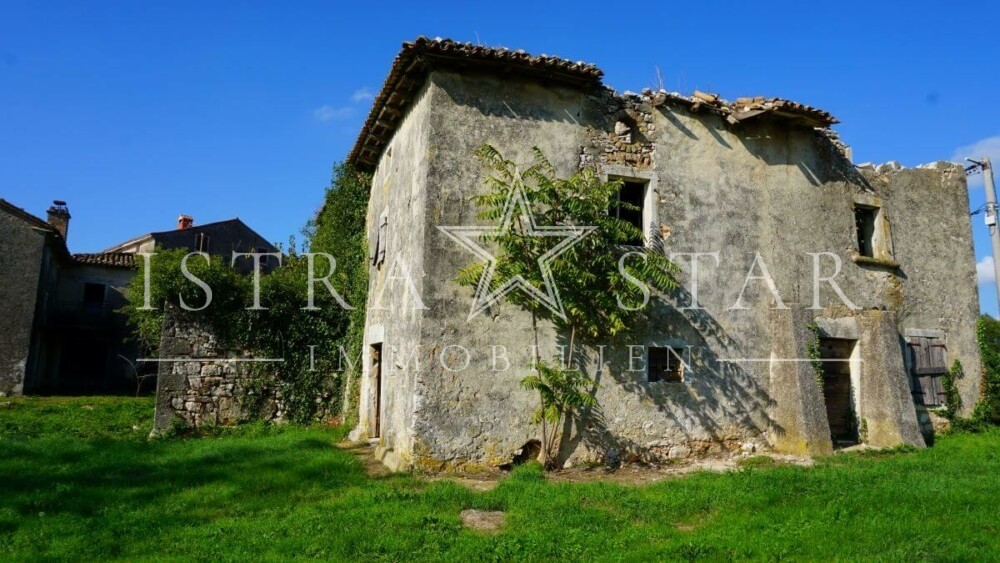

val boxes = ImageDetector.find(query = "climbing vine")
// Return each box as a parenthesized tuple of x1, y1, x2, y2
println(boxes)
(305, 162, 371, 426)
(941, 360, 963, 422)
(121, 163, 371, 424)
(969, 315, 1000, 428)
(805, 322, 824, 388)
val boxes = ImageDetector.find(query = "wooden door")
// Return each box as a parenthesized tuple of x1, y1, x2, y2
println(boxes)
(371, 344, 382, 438)
(820, 338, 858, 446)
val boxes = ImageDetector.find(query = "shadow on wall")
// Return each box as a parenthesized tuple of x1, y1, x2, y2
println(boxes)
(553, 283, 782, 466)
(653, 103, 869, 191)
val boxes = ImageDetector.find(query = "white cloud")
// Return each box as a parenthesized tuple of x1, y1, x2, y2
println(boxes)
(952, 135, 1000, 189)
(978, 256, 996, 285)
(351, 87, 374, 103)
(313, 105, 353, 122)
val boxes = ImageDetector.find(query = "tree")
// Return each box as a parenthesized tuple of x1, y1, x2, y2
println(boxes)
(456, 145, 679, 466)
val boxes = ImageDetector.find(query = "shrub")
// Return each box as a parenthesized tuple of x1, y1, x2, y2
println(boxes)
(121, 163, 371, 424)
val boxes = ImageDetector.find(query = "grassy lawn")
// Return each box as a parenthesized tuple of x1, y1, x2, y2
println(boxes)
(1, 397, 998, 560)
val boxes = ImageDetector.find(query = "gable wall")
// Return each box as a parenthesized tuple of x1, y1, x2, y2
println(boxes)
(0, 209, 48, 395)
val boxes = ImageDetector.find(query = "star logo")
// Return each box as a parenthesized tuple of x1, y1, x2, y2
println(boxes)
(437, 183, 596, 321)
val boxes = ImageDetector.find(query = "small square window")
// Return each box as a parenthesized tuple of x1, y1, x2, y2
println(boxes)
(612, 180, 646, 246)
(648, 346, 685, 382)
(854, 206, 878, 258)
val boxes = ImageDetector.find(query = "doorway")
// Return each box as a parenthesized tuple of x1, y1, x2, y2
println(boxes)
(819, 338, 859, 447)
(371, 343, 382, 438)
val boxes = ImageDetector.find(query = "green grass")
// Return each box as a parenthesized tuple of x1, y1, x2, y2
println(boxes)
(2, 397, 999, 560)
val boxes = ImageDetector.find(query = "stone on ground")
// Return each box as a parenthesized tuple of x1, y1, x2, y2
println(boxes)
(460, 509, 505, 533)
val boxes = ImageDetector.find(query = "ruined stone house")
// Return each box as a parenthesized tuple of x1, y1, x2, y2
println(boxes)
(348, 37, 983, 471)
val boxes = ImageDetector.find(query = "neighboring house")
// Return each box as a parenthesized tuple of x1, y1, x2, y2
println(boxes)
(346, 38, 983, 471)
(103, 215, 280, 273)
(0, 200, 278, 396)
(0, 199, 137, 396)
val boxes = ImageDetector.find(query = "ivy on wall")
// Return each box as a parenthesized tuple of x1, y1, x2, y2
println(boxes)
(122, 163, 371, 424)
(805, 322, 824, 388)
(304, 162, 372, 426)
(969, 315, 1000, 427)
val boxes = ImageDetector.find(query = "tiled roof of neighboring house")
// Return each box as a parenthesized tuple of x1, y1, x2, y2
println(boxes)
(348, 37, 838, 171)
(72, 252, 137, 268)
(0, 198, 57, 232)
(349, 37, 604, 169)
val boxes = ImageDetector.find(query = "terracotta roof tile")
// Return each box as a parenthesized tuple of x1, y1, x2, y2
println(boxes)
(348, 37, 838, 170)
(349, 37, 603, 169)
(72, 252, 137, 268)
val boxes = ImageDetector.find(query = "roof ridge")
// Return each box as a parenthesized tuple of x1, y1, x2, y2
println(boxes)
(0, 198, 55, 231)
(348, 36, 604, 168)
(348, 37, 839, 171)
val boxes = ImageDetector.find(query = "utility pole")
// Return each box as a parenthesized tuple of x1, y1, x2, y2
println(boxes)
(969, 157, 1000, 307)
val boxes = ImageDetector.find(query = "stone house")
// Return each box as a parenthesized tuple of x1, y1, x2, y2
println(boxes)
(0, 199, 137, 395)
(346, 38, 983, 471)
(0, 201, 278, 396)
(103, 215, 280, 274)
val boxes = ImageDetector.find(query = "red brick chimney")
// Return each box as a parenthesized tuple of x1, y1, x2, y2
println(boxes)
(46, 200, 71, 241)
(177, 214, 194, 230)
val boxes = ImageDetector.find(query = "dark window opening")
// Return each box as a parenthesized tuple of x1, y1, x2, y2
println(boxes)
(612, 180, 646, 246)
(909, 336, 948, 407)
(648, 346, 684, 382)
(854, 206, 877, 257)
(83, 282, 105, 305)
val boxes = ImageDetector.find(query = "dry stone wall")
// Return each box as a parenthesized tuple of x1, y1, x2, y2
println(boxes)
(152, 306, 281, 433)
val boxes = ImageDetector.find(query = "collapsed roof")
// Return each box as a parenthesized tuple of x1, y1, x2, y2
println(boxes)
(348, 37, 839, 170)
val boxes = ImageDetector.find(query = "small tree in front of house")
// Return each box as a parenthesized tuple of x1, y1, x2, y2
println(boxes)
(455, 145, 679, 467)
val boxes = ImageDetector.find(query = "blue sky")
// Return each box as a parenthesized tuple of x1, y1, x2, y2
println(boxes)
(1, 1, 998, 313)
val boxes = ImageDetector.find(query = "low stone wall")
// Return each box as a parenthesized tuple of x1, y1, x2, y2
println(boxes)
(152, 307, 281, 433)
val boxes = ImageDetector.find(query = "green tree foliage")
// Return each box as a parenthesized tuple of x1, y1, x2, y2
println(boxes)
(461, 145, 679, 344)
(942, 360, 963, 422)
(304, 162, 372, 425)
(121, 163, 371, 424)
(241, 249, 352, 421)
(972, 315, 1000, 426)
(121, 248, 249, 354)
(457, 145, 679, 466)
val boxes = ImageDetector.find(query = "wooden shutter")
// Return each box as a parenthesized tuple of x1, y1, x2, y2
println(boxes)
(370, 211, 388, 267)
(376, 213, 388, 267)
(909, 336, 947, 406)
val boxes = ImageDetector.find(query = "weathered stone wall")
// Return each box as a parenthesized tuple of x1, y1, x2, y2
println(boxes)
(353, 69, 983, 470)
(351, 81, 434, 470)
(152, 307, 280, 433)
(0, 209, 48, 396)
